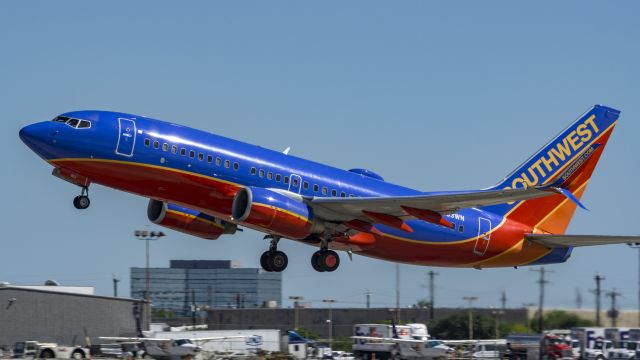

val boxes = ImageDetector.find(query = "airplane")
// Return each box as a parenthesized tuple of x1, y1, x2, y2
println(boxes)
(100, 336, 246, 360)
(19, 104, 640, 272)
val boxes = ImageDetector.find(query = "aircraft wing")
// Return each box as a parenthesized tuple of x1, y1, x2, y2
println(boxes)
(526, 234, 640, 248)
(351, 336, 423, 343)
(310, 186, 559, 222)
(100, 337, 170, 342)
(194, 336, 246, 341)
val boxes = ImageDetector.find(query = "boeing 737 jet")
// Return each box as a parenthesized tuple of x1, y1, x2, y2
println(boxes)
(19, 105, 639, 272)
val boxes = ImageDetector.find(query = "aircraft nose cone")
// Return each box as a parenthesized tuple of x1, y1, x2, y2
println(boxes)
(19, 122, 53, 153)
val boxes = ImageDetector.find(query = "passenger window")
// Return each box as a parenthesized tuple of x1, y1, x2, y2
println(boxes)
(180, 148, 186, 156)
(284, 176, 289, 184)
(322, 187, 328, 195)
(162, 143, 168, 151)
(292, 178, 299, 187)
(189, 150, 195, 158)
(224, 160, 230, 168)
(275, 174, 281, 182)
(341, 192, 346, 197)
(331, 189, 337, 197)
(144, 139, 150, 147)
(153, 141, 159, 149)
(207, 155, 213, 163)
(198, 153, 204, 161)
(251, 167, 257, 175)
(259, 169, 265, 178)
(313, 184, 319, 192)
(450, 222, 456, 230)
(459, 225, 464, 232)
(171, 145, 177, 154)
(215, 157, 221, 166)
(233, 162, 239, 170)
(267, 172, 273, 180)
(303, 181, 309, 190)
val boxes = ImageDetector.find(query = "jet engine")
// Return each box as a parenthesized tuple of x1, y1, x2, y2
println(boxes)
(147, 199, 237, 240)
(231, 187, 324, 239)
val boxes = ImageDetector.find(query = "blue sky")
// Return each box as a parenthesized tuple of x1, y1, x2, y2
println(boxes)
(1, 1, 639, 312)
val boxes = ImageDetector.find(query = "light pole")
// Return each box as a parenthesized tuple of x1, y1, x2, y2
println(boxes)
(135, 230, 165, 326)
(323, 299, 336, 348)
(629, 243, 640, 327)
(463, 296, 478, 340)
(522, 302, 536, 332)
(491, 308, 505, 339)
(289, 296, 304, 330)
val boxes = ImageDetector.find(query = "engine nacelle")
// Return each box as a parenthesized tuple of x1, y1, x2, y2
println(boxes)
(231, 187, 324, 239)
(147, 199, 237, 240)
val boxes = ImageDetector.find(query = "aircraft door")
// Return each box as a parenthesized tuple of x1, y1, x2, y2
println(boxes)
(473, 217, 492, 255)
(115, 118, 137, 157)
(289, 174, 302, 194)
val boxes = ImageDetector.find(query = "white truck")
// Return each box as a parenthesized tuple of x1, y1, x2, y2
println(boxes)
(353, 323, 451, 360)
(13, 341, 89, 359)
(609, 328, 640, 360)
(572, 327, 606, 359)
(584, 339, 614, 360)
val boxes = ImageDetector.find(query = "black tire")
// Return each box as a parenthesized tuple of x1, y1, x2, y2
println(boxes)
(260, 251, 272, 272)
(40, 349, 54, 358)
(74, 195, 90, 209)
(72, 350, 85, 359)
(267, 250, 288, 272)
(311, 251, 325, 272)
(319, 250, 340, 272)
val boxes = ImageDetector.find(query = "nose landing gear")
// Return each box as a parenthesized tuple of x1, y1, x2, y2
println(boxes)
(73, 186, 90, 210)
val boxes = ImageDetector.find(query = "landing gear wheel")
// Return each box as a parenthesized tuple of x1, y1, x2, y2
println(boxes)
(267, 250, 288, 272)
(73, 195, 90, 209)
(311, 250, 340, 272)
(260, 251, 272, 272)
(311, 251, 325, 272)
(319, 250, 340, 272)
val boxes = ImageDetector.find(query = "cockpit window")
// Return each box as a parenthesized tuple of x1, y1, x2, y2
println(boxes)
(53, 116, 92, 129)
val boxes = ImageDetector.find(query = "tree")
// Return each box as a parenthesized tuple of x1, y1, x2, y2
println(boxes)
(412, 299, 431, 309)
(429, 314, 495, 339)
(531, 310, 595, 332)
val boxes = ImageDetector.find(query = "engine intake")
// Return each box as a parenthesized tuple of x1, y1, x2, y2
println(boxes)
(231, 187, 324, 239)
(147, 199, 236, 240)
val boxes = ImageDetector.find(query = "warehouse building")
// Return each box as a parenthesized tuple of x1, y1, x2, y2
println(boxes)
(0, 285, 148, 349)
(131, 260, 282, 316)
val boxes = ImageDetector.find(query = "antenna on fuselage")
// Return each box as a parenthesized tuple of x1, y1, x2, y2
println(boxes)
(282, 147, 291, 155)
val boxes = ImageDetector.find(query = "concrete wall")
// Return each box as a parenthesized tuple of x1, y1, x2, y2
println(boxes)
(163, 307, 527, 339)
(0, 288, 149, 349)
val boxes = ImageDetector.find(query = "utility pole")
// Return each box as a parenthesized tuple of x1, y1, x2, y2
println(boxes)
(500, 291, 507, 310)
(365, 289, 371, 309)
(628, 243, 640, 326)
(289, 296, 304, 330)
(463, 296, 478, 340)
(576, 288, 583, 309)
(593, 274, 605, 326)
(606, 288, 622, 327)
(428, 270, 439, 320)
(112, 275, 120, 297)
(531, 267, 551, 332)
(323, 299, 336, 348)
(396, 264, 401, 323)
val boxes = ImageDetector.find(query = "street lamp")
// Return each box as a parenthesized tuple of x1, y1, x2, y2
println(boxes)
(628, 243, 640, 327)
(135, 230, 165, 327)
(491, 308, 505, 339)
(289, 296, 304, 330)
(323, 299, 336, 348)
(463, 296, 478, 340)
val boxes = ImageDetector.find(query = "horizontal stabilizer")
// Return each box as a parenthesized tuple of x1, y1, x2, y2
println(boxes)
(526, 234, 640, 248)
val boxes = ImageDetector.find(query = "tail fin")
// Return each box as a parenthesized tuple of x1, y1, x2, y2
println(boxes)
(485, 105, 620, 233)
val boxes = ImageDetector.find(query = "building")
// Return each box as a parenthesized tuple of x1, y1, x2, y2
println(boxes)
(0, 285, 148, 349)
(130, 260, 282, 316)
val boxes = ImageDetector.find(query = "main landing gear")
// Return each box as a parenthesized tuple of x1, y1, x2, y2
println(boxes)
(260, 235, 289, 272)
(258, 235, 341, 273)
(73, 186, 90, 210)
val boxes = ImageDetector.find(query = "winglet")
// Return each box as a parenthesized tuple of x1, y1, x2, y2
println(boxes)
(551, 187, 588, 211)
